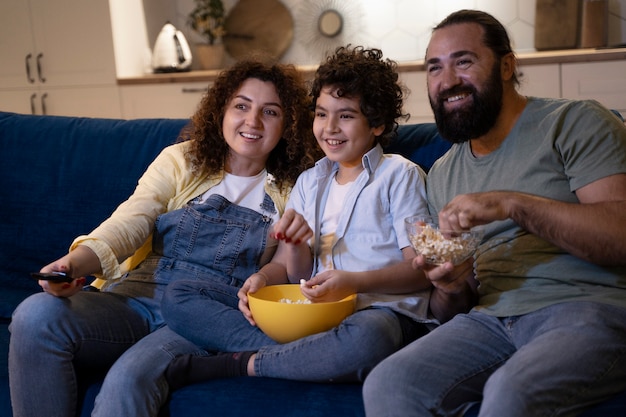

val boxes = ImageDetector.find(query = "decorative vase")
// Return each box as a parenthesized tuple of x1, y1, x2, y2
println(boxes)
(196, 43, 225, 70)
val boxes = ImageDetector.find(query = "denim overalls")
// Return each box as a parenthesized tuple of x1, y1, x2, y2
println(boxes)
(102, 193, 275, 330)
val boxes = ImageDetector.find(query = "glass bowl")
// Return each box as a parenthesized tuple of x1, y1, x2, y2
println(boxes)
(404, 215, 483, 265)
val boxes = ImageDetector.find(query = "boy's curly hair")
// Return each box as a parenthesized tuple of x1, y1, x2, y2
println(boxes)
(181, 56, 321, 189)
(309, 45, 409, 147)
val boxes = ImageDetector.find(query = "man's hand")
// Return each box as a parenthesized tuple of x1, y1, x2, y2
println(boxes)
(413, 255, 478, 323)
(438, 191, 510, 231)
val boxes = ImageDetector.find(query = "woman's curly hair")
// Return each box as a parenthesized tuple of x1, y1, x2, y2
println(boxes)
(309, 45, 409, 147)
(181, 57, 321, 189)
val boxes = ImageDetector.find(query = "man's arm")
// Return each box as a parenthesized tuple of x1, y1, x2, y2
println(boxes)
(514, 174, 626, 265)
(439, 174, 626, 266)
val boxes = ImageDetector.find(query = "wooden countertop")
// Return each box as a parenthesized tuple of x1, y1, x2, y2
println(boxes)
(117, 47, 626, 86)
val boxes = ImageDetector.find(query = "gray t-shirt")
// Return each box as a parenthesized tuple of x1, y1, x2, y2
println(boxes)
(427, 97, 626, 316)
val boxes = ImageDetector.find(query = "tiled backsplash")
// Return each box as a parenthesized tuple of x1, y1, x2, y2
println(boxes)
(167, 0, 626, 66)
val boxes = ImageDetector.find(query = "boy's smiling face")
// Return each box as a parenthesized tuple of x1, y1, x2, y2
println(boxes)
(313, 86, 384, 170)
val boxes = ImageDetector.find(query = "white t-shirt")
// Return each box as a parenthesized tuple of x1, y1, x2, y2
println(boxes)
(316, 176, 353, 272)
(197, 169, 280, 224)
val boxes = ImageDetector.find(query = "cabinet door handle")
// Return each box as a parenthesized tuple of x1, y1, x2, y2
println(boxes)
(41, 93, 48, 115)
(36, 53, 46, 83)
(25, 53, 35, 83)
(30, 93, 37, 114)
(181, 88, 208, 93)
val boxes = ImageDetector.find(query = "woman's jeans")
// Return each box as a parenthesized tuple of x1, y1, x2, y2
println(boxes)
(363, 301, 626, 417)
(163, 279, 428, 383)
(9, 194, 274, 417)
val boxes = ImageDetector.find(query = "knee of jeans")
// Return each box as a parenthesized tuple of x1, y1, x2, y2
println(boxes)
(346, 309, 403, 349)
(363, 362, 388, 396)
(363, 357, 403, 408)
(483, 366, 530, 409)
(10, 293, 70, 336)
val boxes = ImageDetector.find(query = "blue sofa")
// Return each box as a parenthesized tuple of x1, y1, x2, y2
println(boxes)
(1, 110, 624, 417)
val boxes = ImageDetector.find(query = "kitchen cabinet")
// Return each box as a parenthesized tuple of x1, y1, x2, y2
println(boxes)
(517, 64, 561, 99)
(0, 87, 122, 119)
(561, 60, 626, 118)
(399, 71, 432, 123)
(120, 83, 211, 119)
(0, 0, 121, 116)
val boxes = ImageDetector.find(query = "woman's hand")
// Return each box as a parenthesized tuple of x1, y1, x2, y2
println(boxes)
(270, 208, 313, 246)
(38, 277, 86, 297)
(38, 255, 89, 297)
(37, 245, 100, 297)
(238, 273, 269, 326)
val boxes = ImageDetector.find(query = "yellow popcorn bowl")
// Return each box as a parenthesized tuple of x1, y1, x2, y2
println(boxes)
(248, 284, 357, 343)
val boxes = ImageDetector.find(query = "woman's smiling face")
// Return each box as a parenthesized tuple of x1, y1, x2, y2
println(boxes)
(223, 77, 285, 174)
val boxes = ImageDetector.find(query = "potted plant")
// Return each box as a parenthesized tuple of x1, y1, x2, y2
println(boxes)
(188, 0, 227, 69)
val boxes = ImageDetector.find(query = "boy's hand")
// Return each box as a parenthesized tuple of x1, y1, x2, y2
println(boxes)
(300, 270, 357, 303)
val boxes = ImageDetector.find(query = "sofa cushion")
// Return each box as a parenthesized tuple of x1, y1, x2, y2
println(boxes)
(80, 378, 365, 417)
(0, 112, 188, 318)
(387, 123, 451, 172)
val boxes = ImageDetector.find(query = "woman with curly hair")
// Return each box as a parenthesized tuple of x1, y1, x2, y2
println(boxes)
(9, 57, 320, 417)
(161, 46, 462, 388)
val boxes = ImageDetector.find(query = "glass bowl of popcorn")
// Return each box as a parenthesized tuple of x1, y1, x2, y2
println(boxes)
(248, 284, 357, 343)
(405, 215, 484, 265)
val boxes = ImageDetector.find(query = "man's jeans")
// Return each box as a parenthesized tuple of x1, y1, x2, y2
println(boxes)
(363, 301, 626, 417)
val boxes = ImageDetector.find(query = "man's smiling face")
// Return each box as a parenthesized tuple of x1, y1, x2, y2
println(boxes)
(425, 22, 503, 143)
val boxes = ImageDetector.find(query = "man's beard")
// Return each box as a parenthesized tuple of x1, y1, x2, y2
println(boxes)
(430, 65, 503, 144)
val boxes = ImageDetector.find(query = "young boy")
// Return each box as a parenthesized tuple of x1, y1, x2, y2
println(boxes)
(161, 46, 472, 387)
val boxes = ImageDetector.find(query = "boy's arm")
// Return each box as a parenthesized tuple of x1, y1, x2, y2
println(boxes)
(351, 247, 430, 293)
(303, 247, 431, 302)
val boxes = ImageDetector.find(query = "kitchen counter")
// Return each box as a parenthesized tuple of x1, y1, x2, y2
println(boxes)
(117, 47, 626, 85)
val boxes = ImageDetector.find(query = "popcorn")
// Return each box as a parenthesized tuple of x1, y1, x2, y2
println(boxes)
(280, 280, 311, 303)
(278, 297, 311, 304)
(409, 223, 480, 265)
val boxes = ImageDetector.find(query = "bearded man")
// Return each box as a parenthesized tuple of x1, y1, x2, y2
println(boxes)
(364, 9, 626, 417)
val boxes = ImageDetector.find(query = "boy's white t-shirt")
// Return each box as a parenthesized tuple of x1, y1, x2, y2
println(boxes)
(316, 176, 353, 272)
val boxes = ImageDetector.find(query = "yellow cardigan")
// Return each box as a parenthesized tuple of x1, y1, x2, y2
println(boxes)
(70, 141, 290, 287)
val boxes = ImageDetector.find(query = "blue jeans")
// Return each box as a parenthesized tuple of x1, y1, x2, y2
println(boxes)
(163, 279, 428, 382)
(363, 301, 626, 417)
(9, 194, 274, 417)
(9, 290, 202, 417)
